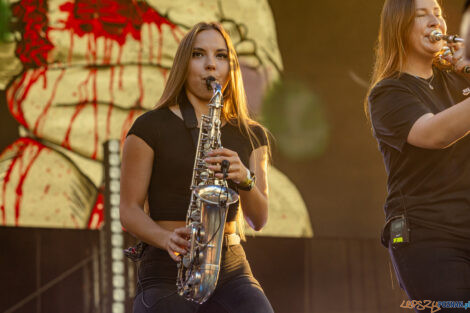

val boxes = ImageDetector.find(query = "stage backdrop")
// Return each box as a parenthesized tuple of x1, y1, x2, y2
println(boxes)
(0, 0, 312, 237)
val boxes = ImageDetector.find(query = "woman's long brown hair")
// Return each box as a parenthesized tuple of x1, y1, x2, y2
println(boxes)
(364, 0, 447, 119)
(157, 22, 269, 154)
(364, 0, 417, 118)
(156, 22, 271, 239)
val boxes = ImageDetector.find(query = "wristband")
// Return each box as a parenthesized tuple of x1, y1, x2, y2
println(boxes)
(237, 169, 256, 191)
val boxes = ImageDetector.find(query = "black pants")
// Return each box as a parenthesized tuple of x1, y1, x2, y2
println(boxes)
(133, 244, 274, 313)
(389, 226, 470, 313)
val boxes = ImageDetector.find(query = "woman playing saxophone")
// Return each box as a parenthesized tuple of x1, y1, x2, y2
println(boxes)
(119, 22, 273, 313)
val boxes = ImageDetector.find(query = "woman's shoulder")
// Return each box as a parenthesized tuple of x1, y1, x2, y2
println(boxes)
(136, 107, 171, 121)
(246, 121, 270, 148)
(127, 109, 169, 151)
(132, 107, 177, 130)
(368, 75, 417, 106)
(371, 76, 410, 93)
(248, 122, 267, 136)
(226, 119, 265, 134)
(224, 119, 269, 146)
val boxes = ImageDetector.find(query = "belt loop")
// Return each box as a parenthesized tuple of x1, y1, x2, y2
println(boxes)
(223, 233, 240, 246)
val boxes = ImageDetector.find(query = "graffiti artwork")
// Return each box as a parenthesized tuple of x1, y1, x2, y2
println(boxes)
(0, 0, 311, 237)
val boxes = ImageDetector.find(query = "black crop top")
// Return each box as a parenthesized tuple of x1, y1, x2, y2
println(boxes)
(126, 107, 268, 222)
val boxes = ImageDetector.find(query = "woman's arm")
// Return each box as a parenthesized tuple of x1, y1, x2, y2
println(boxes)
(409, 46, 470, 149)
(408, 98, 470, 149)
(239, 146, 268, 231)
(120, 135, 189, 261)
(206, 146, 269, 231)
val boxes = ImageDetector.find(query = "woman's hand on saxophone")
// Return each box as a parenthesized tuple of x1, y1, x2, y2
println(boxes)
(205, 148, 248, 184)
(165, 226, 191, 262)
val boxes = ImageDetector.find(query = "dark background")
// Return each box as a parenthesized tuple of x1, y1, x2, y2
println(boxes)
(0, 1, 466, 313)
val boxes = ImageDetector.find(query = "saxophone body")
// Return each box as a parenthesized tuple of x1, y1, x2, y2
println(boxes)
(176, 79, 239, 304)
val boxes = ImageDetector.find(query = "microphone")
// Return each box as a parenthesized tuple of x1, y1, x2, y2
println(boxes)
(430, 30, 464, 43)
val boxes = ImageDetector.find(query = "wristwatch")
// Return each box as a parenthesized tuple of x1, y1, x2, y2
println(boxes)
(237, 168, 256, 191)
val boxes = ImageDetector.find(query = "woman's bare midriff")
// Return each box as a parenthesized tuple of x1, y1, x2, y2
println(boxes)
(156, 220, 237, 234)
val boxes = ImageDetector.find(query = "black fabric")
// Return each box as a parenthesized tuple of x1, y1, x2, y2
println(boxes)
(368, 67, 470, 241)
(133, 245, 274, 313)
(465, 0, 470, 11)
(389, 225, 470, 312)
(127, 107, 268, 222)
(178, 90, 199, 146)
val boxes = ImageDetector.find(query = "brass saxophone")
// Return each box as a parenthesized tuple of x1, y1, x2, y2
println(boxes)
(176, 77, 239, 303)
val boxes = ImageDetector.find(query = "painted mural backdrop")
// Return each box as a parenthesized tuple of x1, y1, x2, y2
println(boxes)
(0, 0, 312, 237)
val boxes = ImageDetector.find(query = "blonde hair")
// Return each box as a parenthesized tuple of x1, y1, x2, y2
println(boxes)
(157, 22, 271, 239)
(364, 0, 445, 118)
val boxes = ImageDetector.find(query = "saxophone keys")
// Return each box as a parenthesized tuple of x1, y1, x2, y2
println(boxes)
(182, 254, 191, 268)
(198, 251, 205, 263)
(190, 210, 200, 220)
(189, 271, 202, 285)
(199, 170, 210, 181)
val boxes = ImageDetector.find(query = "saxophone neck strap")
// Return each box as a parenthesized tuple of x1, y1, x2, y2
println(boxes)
(178, 90, 199, 147)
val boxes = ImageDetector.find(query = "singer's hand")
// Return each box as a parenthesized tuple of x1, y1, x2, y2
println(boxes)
(443, 43, 470, 73)
(205, 148, 249, 184)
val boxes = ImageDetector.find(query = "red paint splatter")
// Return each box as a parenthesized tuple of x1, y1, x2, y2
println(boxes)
(62, 103, 86, 152)
(33, 69, 66, 136)
(7, 68, 47, 129)
(67, 30, 74, 64)
(87, 192, 104, 229)
(12, 0, 54, 68)
(56, 0, 180, 153)
(4, 0, 185, 228)
(0, 138, 45, 225)
(137, 41, 144, 106)
(91, 68, 99, 159)
(58, 0, 177, 48)
(62, 68, 95, 154)
(148, 24, 154, 63)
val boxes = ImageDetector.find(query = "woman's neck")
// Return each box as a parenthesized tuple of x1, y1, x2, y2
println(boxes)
(185, 90, 209, 118)
(402, 53, 434, 79)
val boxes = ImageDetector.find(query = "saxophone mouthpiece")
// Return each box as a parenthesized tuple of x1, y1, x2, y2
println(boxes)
(205, 76, 216, 91)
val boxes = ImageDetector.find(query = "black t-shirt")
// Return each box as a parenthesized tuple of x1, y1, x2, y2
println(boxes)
(369, 68, 470, 239)
(126, 107, 268, 222)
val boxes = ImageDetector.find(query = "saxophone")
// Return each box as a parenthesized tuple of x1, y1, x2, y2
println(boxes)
(176, 77, 239, 303)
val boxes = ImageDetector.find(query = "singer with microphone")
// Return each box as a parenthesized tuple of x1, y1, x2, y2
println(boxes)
(366, 0, 470, 308)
